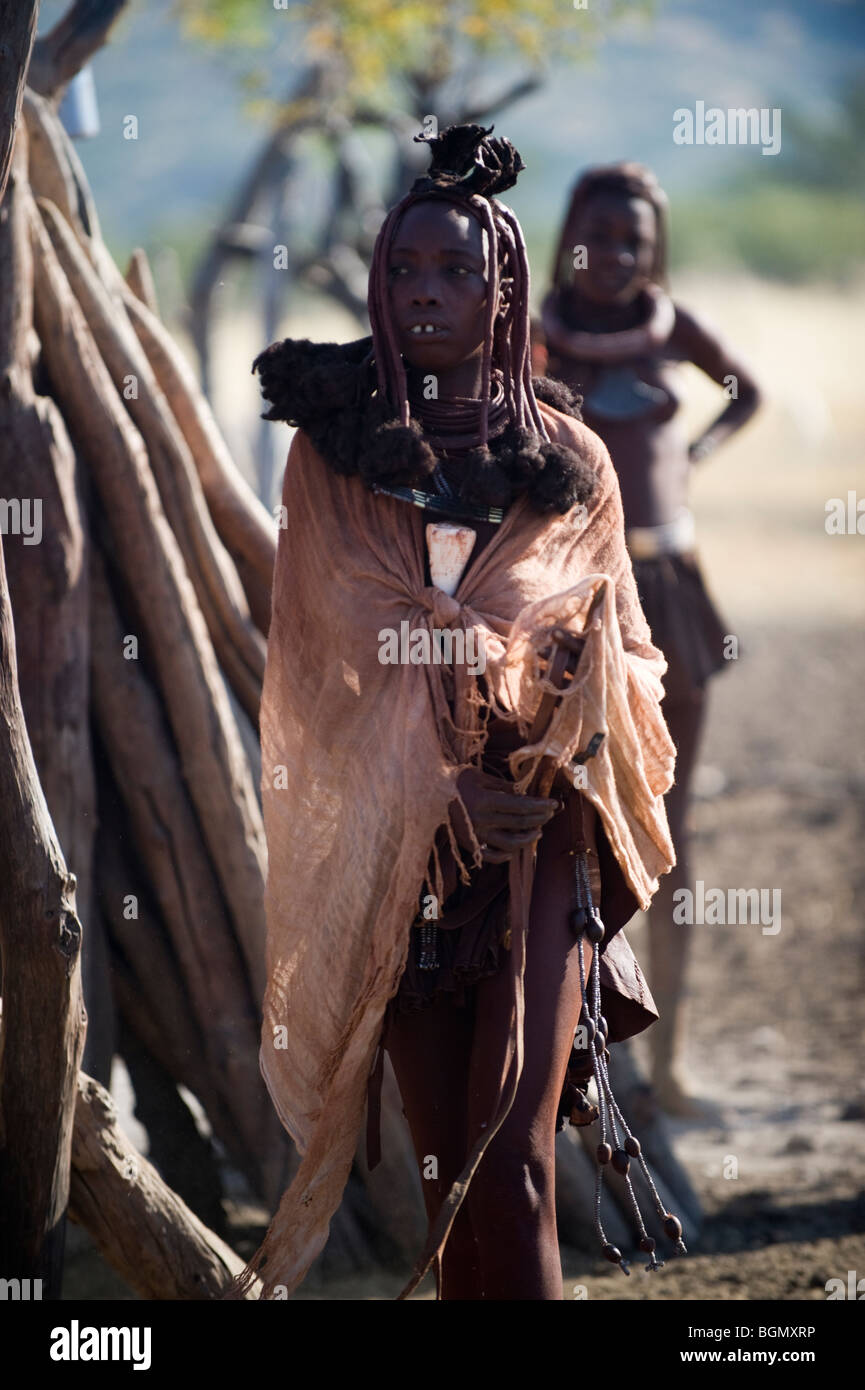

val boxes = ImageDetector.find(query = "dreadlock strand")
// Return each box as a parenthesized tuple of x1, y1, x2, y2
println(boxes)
(369, 199, 412, 424)
(473, 195, 500, 446)
(501, 202, 549, 438)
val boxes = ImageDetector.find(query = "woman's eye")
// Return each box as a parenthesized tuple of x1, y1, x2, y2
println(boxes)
(388, 265, 407, 278)
(450, 265, 471, 276)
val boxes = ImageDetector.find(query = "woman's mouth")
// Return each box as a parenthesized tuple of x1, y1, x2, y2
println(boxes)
(407, 322, 449, 338)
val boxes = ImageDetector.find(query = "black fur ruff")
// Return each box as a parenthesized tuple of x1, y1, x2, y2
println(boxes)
(252, 336, 596, 516)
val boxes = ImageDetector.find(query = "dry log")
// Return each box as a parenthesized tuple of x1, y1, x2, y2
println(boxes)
(21, 89, 274, 636)
(0, 127, 110, 1082)
(22, 86, 101, 244)
(90, 543, 287, 1202)
(120, 285, 276, 634)
(0, 533, 86, 1294)
(116, 1014, 227, 1236)
(125, 246, 159, 317)
(69, 1072, 259, 1300)
(94, 770, 238, 1157)
(0, 2, 38, 208)
(28, 194, 268, 999)
(39, 195, 266, 724)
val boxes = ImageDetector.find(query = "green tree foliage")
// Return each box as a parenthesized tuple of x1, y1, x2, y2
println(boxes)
(174, 0, 648, 111)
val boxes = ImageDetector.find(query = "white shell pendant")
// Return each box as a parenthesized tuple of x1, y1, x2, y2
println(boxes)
(425, 521, 477, 597)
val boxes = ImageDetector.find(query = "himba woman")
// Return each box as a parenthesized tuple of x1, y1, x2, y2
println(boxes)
(230, 127, 680, 1303)
(534, 164, 762, 1116)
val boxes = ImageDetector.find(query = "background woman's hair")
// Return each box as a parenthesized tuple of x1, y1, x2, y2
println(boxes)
(548, 161, 670, 294)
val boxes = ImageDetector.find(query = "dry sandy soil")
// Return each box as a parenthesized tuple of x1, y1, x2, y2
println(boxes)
(62, 275, 865, 1302)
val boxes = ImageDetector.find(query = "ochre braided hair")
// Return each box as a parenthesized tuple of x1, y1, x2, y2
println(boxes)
(367, 124, 549, 447)
(254, 124, 595, 514)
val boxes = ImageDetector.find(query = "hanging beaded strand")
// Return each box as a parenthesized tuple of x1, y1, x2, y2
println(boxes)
(418, 919, 440, 971)
(571, 848, 687, 1273)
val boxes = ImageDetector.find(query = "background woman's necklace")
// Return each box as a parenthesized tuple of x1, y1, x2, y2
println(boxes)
(541, 283, 675, 364)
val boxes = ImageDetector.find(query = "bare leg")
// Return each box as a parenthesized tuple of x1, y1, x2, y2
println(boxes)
(385, 991, 483, 1298)
(387, 806, 593, 1299)
(647, 689, 710, 1114)
(463, 816, 593, 1299)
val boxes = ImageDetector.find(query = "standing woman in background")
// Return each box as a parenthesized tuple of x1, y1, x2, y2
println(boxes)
(534, 164, 762, 1115)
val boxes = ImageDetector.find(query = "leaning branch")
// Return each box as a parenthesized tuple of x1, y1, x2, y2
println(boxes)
(28, 0, 130, 102)
(70, 1073, 260, 1300)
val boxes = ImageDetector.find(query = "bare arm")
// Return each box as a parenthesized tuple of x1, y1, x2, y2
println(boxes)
(673, 304, 763, 462)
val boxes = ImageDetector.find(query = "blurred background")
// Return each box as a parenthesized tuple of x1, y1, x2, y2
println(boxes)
(29, 0, 864, 1299)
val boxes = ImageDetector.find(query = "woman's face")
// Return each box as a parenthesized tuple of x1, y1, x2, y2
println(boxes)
(566, 191, 657, 305)
(387, 200, 489, 377)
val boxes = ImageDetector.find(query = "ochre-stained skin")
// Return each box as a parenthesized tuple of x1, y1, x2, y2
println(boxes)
(534, 173, 763, 1114)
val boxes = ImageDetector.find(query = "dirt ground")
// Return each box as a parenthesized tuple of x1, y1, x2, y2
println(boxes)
(62, 275, 865, 1301)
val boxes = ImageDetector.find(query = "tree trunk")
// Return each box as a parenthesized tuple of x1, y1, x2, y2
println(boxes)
(22, 85, 101, 240)
(93, 757, 241, 1170)
(188, 65, 324, 396)
(115, 1016, 227, 1237)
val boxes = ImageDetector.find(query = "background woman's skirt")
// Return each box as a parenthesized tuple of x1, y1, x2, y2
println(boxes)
(630, 551, 729, 704)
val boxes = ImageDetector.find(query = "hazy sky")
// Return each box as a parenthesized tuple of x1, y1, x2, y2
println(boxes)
(35, 0, 865, 252)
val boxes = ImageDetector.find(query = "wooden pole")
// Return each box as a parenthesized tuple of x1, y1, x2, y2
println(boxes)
(121, 284, 276, 635)
(38, 195, 266, 724)
(70, 1073, 260, 1301)
(28, 194, 269, 999)
(125, 246, 159, 317)
(0, 533, 87, 1295)
(27, 1, 129, 103)
(0, 1, 38, 208)
(90, 544, 288, 1202)
(0, 124, 110, 1084)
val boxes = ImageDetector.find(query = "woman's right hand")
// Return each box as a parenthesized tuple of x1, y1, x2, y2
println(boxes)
(453, 766, 561, 864)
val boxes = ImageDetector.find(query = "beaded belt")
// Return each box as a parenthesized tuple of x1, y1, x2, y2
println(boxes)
(626, 508, 695, 560)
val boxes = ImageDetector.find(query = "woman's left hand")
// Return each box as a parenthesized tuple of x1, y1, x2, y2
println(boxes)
(453, 766, 561, 864)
